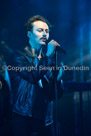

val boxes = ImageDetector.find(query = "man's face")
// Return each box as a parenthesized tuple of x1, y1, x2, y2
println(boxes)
(28, 21, 49, 51)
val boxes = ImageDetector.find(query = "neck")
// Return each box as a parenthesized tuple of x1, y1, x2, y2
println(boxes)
(29, 40, 42, 56)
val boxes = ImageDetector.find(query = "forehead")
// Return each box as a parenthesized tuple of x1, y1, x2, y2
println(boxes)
(32, 21, 49, 30)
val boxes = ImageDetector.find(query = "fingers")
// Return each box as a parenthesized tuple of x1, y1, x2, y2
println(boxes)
(46, 39, 60, 57)
(49, 40, 60, 47)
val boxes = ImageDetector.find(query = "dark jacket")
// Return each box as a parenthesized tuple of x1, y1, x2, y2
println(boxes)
(9, 46, 63, 126)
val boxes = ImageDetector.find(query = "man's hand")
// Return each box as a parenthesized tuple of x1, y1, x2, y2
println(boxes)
(46, 40, 60, 57)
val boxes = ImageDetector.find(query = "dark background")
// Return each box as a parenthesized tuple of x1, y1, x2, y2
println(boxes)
(0, 0, 91, 136)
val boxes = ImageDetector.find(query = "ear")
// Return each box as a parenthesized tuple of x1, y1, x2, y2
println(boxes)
(27, 31, 31, 38)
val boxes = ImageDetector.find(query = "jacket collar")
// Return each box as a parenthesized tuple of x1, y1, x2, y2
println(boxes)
(24, 46, 45, 59)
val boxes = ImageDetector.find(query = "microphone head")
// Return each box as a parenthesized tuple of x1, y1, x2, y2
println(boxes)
(56, 46, 66, 54)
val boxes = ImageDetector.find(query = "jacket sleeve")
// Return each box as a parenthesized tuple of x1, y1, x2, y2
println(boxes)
(9, 53, 54, 84)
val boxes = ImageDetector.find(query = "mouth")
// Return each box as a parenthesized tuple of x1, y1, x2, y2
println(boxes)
(42, 39, 46, 42)
(41, 38, 47, 42)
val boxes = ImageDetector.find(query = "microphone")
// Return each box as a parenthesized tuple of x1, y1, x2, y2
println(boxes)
(56, 45, 66, 54)
(42, 40, 66, 54)
(47, 39, 66, 54)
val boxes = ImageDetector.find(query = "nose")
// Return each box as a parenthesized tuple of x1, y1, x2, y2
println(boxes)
(43, 30, 47, 37)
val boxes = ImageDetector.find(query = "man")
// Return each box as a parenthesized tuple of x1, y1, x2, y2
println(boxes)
(10, 15, 64, 136)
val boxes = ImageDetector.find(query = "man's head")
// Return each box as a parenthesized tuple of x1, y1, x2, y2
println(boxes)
(25, 15, 52, 51)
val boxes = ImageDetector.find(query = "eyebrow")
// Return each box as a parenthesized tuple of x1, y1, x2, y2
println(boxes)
(37, 28, 49, 30)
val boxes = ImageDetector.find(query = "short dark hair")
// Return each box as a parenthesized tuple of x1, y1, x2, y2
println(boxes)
(25, 15, 52, 31)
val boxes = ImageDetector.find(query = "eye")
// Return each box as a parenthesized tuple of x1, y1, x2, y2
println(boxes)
(37, 28, 49, 34)
(45, 29, 49, 33)
(37, 29, 43, 32)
